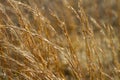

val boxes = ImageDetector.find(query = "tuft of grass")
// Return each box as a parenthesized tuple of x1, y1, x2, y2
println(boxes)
(0, 0, 120, 80)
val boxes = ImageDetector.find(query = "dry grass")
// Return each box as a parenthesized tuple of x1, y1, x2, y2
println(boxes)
(0, 0, 120, 80)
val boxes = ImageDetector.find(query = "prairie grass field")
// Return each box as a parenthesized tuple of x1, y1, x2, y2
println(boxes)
(0, 0, 120, 80)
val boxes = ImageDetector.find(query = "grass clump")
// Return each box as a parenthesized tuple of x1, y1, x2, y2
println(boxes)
(0, 0, 120, 80)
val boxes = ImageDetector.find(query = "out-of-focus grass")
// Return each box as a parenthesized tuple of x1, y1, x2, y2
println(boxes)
(0, 0, 120, 80)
